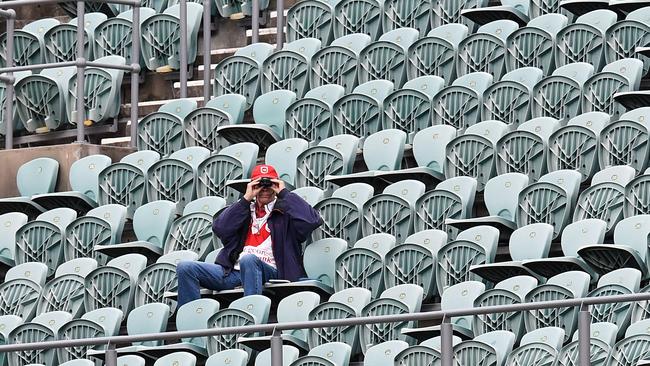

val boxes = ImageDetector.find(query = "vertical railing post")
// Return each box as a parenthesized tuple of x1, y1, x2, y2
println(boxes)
(179, 0, 188, 98)
(202, 0, 210, 101)
(276, 0, 283, 49)
(441, 317, 453, 366)
(271, 329, 283, 366)
(130, 4, 141, 148)
(4, 9, 15, 150)
(251, 0, 259, 43)
(578, 303, 591, 366)
(75, 0, 86, 143)
(105, 343, 117, 366)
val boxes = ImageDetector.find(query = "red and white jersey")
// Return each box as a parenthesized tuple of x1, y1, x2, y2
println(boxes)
(234, 200, 277, 269)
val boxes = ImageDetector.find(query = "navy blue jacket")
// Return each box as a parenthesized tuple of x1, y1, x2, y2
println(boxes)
(212, 188, 323, 281)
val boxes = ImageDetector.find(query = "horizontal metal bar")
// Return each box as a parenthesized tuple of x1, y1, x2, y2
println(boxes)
(0, 0, 138, 8)
(0, 61, 76, 73)
(0, 75, 14, 83)
(85, 61, 138, 71)
(0, 9, 15, 18)
(0, 292, 648, 353)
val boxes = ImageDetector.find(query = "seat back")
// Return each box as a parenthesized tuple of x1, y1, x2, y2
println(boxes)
(432, 72, 493, 129)
(304, 238, 348, 287)
(126, 302, 170, 347)
(555, 9, 617, 71)
(505, 13, 568, 74)
(17, 157, 59, 196)
(457, 20, 519, 80)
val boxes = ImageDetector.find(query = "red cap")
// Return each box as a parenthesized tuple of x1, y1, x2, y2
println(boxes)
(251, 164, 279, 180)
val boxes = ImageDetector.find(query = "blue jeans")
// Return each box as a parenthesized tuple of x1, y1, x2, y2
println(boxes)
(176, 254, 278, 306)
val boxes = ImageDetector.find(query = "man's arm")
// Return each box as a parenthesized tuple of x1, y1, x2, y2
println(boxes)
(276, 187, 323, 242)
(213, 179, 261, 242)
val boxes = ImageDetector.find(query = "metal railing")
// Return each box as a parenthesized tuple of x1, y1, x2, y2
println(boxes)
(1, 292, 650, 366)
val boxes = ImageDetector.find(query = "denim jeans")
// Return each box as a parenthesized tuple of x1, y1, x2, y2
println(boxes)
(176, 254, 278, 306)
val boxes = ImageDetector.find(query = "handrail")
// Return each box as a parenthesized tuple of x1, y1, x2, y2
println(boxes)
(1, 291, 649, 365)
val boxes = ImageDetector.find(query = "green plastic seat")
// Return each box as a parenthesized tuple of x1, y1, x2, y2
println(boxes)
(393, 341, 443, 366)
(312, 183, 374, 243)
(333, 0, 383, 40)
(599, 108, 650, 174)
(382, 75, 445, 134)
(364, 341, 409, 365)
(296, 134, 360, 192)
(183, 196, 227, 216)
(206, 349, 248, 366)
(287, 0, 336, 45)
(461, 0, 529, 26)
(505, 13, 568, 75)
(152, 352, 196, 366)
(532, 62, 594, 121)
(453, 330, 516, 366)
(582, 58, 644, 119)
(64, 204, 127, 261)
(197, 142, 259, 203)
(56, 307, 123, 363)
(457, 20, 519, 80)
(37, 258, 97, 318)
(183, 94, 246, 151)
(116, 355, 147, 366)
(0, 315, 24, 365)
(414, 176, 478, 239)
(264, 139, 311, 187)
(58, 361, 96, 366)
(255, 346, 300, 366)
(625, 170, 650, 218)
(605, 7, 650, 77)
(0, 212, 28, 270)
(530, 0, 564, 18)
(0, 71, 30, 137)
(555, 10, 617, 72)
(261, 38, 322, 98)
(98, 150, 161, 218)
(408, 23, 468, 83)
(0, 18, 59, 67)
(554, 322, 617, 366)
(206, 295, 271, 355)
(310, 33, 372, 93)
(217, 90, 297, 150)
(524, 271, 591, 341)
(504, 327, 564, 366)
(121, 303, 170, 348)
(214, 43, 276, 110)
(587, 268, 641, 339)
(32, 155, 112, 215)
(357, 28, 419, 87)
(382, 0, 430, 33)
(44, 13, 107, 63)
(482, 67, 544, 125)
(496, 117, 560, 182)
(384, 229, 447, 300)
(0, 263, 48, 321)
(290, 342, 351, 366)
(445, 120, 509, 192)
(8, 311, 72, 366)
(432, 72, 493, 129)
(138, 99, 199, 157)
(285, 84, 345, 143)
(604, 318, 650, 366)
(547, 112, 608, 182)
(5, 262, 49, 286)
(435, 225, 499, 293)
(359, 284, 423, 353)
(94, 9, 157, 65)
(15, 208, 77, 277)
(308, 287, 372, 354)
(431, 0, 488, 29)
(332, 79, 394, 137)
(163, 207, 218, 260)
(361, 180, 425, 243)
(472, 276, 539, 341)
(140, 3, 204, 71)
(335, 233, 396, 298)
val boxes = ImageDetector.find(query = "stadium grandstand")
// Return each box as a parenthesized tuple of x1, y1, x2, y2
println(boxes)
(5, 0, 650, 365)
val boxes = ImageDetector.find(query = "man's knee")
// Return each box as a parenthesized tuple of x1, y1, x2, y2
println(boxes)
(239, 254, 260, 270)
(176, 261, 197, 277)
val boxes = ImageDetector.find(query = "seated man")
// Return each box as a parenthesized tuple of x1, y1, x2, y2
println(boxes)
(177, 164, 323, 306)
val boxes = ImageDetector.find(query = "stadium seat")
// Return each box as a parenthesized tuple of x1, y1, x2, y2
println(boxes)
(291, 341, 351, 366)
(361, 180, 426, 243)
(333, 0, 383, 40)
(0, 212, 30, 271)
(308, 287, 372, 354)
(98, 150, 161, 218)
(555, 322, 617, 366)
(116, 355, 147, 366)
(0, 18, 59, 67)
(205, 349, 248, 366)
(555, 9, 617, 72)
(214, 43, 276, 110)
(217, 90, 297, 151)
(63, 204, 127, 261)
(432, 72, 494, 130)
(334, 233, 396, 298)
(358, 27, 419, 87)
(473, 276, 539, 341)
(457, 20, 519, 80)
(436, 225, 499, 293)
(94, 8, 157, 65)
(287, 0, 337, 45)
(524, 271, 591, 341)
(384, 229, 447, 300)
(407, 23, 469, 83)
(56, 307, 123, 363)
(37, 257, 98, 317)
(603, 318, 650, 366)
(363, 340, 409, 365)
(7, 310, 73, 366)
(197, 143, 258, 203)
(382, 0, 431, 32)
(14, 208, 77, 276)
(470, 223, 553, 284)
(547, 112, 608, 181)
(58, 360, 95, 366)
(445, 120, 509, 191)
(431, 0, 489, 29)
(0, 314, 23, 365)
(255, 345, 300, 366)
(312, 183, 374, 243)
(183, 94, 246, 151)
(140, 3, 204, 72)
(44, 13, 106, 63)
(291, 186, 325, 207)
(295, 134, 360, 192)
(481, 67, 544, 125)
(600, 107, 650, 172)
(582, 58, 644, 118)
(32, 154, 112, 215)
(0, 71, 30, 137)
(503, 327, 565, 365)
(516, 169, 582, 239)
(461, 0, 529, 26)
(531, 62, 595, 120)
(0, 157, 58, 218)
(152, 352, 196, 366)
(625, 168, 650, 218)
(137, 99, 199, 157)
(392, 336, 456, 365)
(310, 33, 372, 93)
(285, 84, 346, 143)
(605, 7, 650, 77)
(382, 75, 445, 134)
(414, 176, 478, 239)
(588, 268, 641, 339)
(331, 79, 394, 137)
(267, 138, 311, 187)
(261, 38, 322, 98)
(453, 330, 516, 366)
(0, 262, 48, 321)
(505, 13, 569, 75)
(159, 199, 221, 260)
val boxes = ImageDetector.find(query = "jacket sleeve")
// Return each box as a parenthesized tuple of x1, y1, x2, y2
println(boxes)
(278, 188, 323, 242)
(212, 198, 251, 243)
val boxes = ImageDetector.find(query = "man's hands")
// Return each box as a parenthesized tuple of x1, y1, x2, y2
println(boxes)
(244, 178, 262, 201)
(271, 179, 285, 194)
